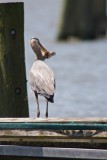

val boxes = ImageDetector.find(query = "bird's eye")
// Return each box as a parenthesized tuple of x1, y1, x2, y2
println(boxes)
(35, 38, 39, 41)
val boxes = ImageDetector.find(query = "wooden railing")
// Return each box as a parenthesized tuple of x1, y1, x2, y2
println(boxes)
(0, 118, 107, 159)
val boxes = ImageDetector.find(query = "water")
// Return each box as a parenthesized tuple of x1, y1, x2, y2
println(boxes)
(1, 0, 107, 118)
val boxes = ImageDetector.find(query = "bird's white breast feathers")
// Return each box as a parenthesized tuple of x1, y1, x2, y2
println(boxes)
(29, 60, 55, 97)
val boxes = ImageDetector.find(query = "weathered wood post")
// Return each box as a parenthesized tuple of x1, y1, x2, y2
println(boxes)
(0, 3, 29, 117)
(57, 0, 106, 40)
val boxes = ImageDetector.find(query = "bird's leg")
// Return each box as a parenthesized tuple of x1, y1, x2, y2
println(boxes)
(35, 92, 40, 118)
(45, 99, 48, 118)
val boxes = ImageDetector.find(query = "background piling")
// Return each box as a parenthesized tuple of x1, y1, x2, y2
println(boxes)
(57, 0, 106, 40)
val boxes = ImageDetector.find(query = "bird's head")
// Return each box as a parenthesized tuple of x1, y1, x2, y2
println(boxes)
(30, 37, 56, 60)
(30, 37, 40, 46)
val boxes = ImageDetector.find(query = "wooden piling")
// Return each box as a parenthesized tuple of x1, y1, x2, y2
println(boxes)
(57, 0, 106, 40)
(0, 3, 29, 117)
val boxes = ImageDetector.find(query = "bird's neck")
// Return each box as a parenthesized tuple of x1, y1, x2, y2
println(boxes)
(36, 52, 46, 61)
(36, 56, 45, 61)
(36, 52, 45, 61)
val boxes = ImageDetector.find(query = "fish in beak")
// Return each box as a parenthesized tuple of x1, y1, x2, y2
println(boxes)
(30, 38, 56, 59)
(37, 40, 56, 59)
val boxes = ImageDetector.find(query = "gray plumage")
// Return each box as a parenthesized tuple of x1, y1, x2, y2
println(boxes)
(29, 37, 56, 118)
(30, 60, 55, 101)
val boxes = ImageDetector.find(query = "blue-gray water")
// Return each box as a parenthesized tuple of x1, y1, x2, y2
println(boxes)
(1, 0, 107, 118)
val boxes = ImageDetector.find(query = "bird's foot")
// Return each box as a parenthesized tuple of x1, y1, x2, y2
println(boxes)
(37, 111, 40, 118)
(45, 113, 48, 118)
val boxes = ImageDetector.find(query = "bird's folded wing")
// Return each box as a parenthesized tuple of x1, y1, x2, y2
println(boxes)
(29, 62, 55, 97)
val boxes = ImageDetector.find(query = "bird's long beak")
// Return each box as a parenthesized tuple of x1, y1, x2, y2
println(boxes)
(39, 42, 56, 59)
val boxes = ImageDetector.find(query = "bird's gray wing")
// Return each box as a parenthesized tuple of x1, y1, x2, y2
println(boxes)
(29, 61, 55, 98)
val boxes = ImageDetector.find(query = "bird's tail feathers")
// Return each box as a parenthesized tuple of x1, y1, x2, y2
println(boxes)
(45, 95, 54, 103)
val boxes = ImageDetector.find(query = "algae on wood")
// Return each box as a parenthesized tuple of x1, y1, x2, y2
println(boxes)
(0, 3, 29, 117)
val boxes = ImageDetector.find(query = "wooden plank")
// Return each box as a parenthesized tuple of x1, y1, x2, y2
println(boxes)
(0, 130, 106, 144)
(0, 137, 107, 144)
(0, 129, 106, 138)
(0, 122, 107, 130)
(0, 117, 107, 123)
(0, 145, 107, 159)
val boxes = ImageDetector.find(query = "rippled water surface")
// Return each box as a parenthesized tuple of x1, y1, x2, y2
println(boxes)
(2, 0, 107, 118)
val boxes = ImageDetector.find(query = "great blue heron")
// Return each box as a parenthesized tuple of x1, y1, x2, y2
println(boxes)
(29, 38, 56, 118)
